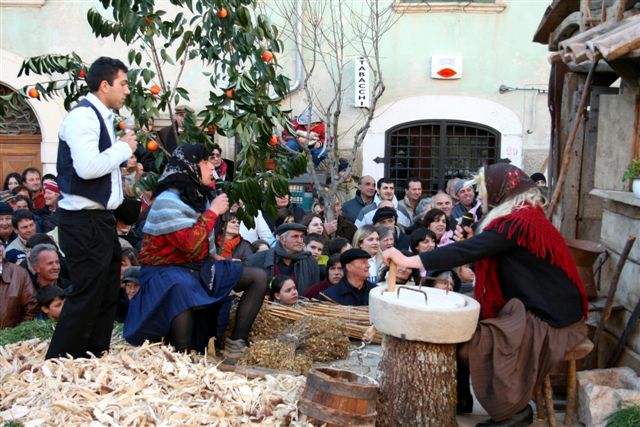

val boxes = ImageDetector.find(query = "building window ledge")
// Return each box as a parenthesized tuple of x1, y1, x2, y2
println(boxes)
(393, 1, 506, 14)
(0, 0, 46, 7)
(590, 189, 640, 209)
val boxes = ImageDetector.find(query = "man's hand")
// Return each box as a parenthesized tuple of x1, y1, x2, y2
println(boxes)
(324, 219, 338, 236)
(453, 224, 475, 241)
(120, 130, 138, 152)
(209, 194, 229, 216)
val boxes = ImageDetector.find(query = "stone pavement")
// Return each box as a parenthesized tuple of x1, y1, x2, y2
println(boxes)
(316, 344, 575, 427)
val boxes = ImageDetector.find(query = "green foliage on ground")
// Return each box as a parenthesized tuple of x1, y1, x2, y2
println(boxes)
(0, 319, 56, 346)
(607, 405, 640, 427)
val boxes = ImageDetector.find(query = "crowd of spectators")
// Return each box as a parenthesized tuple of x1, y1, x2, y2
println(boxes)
(1, 159, 488, 332)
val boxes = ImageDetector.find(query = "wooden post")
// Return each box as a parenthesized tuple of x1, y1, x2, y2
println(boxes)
(377, 335, 457, 427)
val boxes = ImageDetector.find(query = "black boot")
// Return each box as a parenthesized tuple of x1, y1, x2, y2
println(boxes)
(475, 405, 533, 427)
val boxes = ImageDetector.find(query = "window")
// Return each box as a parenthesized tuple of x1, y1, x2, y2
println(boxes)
(385, 120, 500, 195)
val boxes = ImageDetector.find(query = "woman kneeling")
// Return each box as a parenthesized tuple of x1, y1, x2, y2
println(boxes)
(124, 144, 267, 356)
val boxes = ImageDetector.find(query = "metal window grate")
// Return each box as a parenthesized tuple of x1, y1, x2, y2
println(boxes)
(385, 120, 500, 195)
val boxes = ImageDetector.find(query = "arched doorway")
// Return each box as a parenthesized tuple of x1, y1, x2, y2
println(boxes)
(386, 120, 500, 195)
(0, 83, 42, 181)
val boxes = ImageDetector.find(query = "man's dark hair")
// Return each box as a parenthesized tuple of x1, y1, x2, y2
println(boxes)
(41, 173, 57, 183)
(26, 233, 58, 249)
(86, 57, 128, 92)
(21, 167, 41, 181)
(327, 237, 350, 256)
(405, 177, 422, 188)
(11, 185, 29, 195)
(304, 233, 326, 247)
(12, 195, 33, 211)
(36, 285, 65, 308)
(12, 209, 35, 228)
(377, 177, 394, 189)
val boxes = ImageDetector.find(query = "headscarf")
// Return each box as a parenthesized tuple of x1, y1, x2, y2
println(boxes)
(472, 163, 536, 211)
(153, 144, 212, 212)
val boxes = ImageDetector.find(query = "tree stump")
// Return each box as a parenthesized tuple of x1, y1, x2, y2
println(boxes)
(376, 335, 457, 427)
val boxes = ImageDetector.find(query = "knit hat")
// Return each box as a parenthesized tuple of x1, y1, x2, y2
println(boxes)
(480, 163, 536, 208)
(530, 172, 546, 184)
(338, 158, 349, 172)
(6, 249, 26, 263)
(0, 190, 16, 204)
(44, 182, 60, 194)
(114, 198, 142, 225)
(372, 207, 397, 225)
(0, 202, 12, 216)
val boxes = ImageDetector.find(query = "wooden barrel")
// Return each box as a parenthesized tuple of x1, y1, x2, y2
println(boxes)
(298, 367, 378, 426)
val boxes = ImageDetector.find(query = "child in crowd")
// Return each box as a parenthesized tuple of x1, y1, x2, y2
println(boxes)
(250, 239, 270, 254)
(269, 275, 299, 306)
(122, 266, 141, 300)
(36, 285, 65, 320)
(120, 247, 139, 281)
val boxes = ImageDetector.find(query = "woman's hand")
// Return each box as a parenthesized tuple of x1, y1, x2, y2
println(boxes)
(209, 194, 229, 216)
(454, 224, 475, 241)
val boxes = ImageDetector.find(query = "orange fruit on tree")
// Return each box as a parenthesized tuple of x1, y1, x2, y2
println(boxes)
(150, 84, 161, 95)
(118, 121, 126, 130)
(27, 87, 39, 98)
(225, 89, 234, 98)
(262, 51, 273, 62)
(268, 135, 278, 146)
(217, 7, 227, 18)
(78, 69, 86, 79)
(145, 16, 153, 24)
(207, 124, 217, 133)
(146, 140, 159, 151)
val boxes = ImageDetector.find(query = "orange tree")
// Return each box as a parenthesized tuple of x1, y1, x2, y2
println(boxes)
(3, 0, 305, 227)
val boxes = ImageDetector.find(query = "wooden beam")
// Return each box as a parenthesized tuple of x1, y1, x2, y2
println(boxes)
(533, 0, 581, 45)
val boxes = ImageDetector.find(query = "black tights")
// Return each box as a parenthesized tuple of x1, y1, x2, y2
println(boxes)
(169, 267, 268, 351)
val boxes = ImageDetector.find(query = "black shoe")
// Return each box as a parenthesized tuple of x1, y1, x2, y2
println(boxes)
(475, 405, 533, 427)
(456, 398, 473, 414)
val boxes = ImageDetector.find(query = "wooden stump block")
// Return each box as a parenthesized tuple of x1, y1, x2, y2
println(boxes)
(376, 335, 457, 427)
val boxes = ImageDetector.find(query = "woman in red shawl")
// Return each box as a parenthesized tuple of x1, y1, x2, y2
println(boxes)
(383, 163, 588, 427)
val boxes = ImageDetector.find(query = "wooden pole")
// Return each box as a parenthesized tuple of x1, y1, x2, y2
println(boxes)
(387, 261, 397, 292)
(584, 235, 636, 368)
(546, 58, 600, 220)
(607, 294, 640, 368)
(377, 335, 457, 427)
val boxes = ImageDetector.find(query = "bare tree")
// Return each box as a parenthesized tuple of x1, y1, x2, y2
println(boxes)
(269, 0, 400, 222)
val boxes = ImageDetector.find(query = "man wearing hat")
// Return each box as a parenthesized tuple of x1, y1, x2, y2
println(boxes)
(0, 190, 18, 211)
(39, 181, 61, 233)
(372, 206, 410, 250)
(0, 240, 38, 328)
(0, 202, 16, 247)
(318, 248, 376, 306)
(246, 223, 320, 295)
(451, 180, 479, 225)
(158, 104, 194, 154)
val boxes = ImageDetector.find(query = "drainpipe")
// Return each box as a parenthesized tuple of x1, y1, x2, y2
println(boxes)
(270, 0, 304, 99)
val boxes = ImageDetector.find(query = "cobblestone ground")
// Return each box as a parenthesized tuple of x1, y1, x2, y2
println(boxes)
(316, 343, 573, 427)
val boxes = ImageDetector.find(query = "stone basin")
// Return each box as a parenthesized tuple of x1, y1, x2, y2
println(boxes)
(369, 285, 481, 343)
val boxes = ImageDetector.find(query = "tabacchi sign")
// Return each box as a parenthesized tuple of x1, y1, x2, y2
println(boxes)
(354, 57, 370, 108)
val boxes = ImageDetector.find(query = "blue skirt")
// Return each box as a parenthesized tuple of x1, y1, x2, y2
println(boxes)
(124, 260, 241, 346)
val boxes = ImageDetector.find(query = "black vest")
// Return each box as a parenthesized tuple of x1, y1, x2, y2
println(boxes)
(57, 99, 113, 207)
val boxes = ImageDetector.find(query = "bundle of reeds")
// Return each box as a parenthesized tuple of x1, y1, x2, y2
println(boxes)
(264, 300, 382, 344)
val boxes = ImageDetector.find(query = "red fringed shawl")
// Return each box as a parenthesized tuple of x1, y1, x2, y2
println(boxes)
(473, 205, 588, 320)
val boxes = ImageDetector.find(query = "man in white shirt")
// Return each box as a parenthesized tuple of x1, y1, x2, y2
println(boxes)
(46, 57, 137, 359)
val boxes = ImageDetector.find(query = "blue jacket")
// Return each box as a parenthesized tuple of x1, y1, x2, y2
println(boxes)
(318, 276, 376, 306)
(342, 191, 372, 223)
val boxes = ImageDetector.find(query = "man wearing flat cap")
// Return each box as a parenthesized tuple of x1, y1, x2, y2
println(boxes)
(158, 104, 194, 153)
(451, 180, 479, 225)
(0, 202, 16, 247)
(318, 248, 376, 306)
(245, 222, 320, 295)
(372, 206, 410, 250)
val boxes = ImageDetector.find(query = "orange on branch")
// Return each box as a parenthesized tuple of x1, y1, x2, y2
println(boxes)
(146, 140, 159, 151)
(225, 89, 234, 98)
(217, 7, 227, 18)
(262, 50, 274, 62)
(78, 69, 86, 79)
(269, 135, 278, 146)
(145, 16, 153, 24)
(27, 87, 39, 98)
(150, 84, 161, 95)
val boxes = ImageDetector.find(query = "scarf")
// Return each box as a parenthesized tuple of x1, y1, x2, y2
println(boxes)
(473, 205, 588, 320)
(273, 244, 312, 261)
(218, 235, 240, 258)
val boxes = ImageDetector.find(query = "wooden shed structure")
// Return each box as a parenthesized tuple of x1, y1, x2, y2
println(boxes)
(534, 0, 640, 371)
